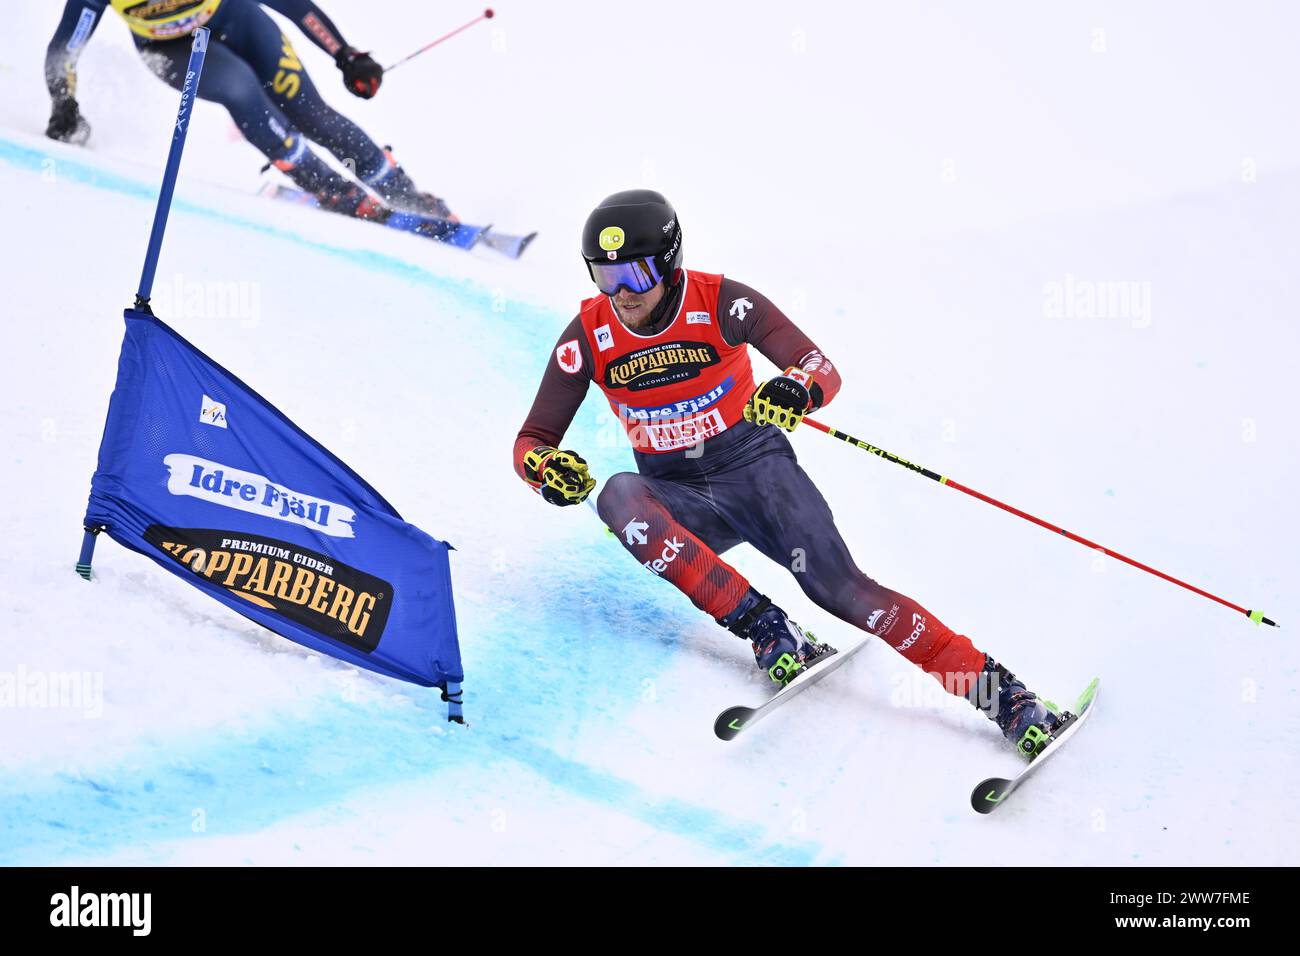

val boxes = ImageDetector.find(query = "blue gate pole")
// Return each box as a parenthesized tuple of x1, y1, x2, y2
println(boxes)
(75, 526, 100, 581)
(134, 26, 209, 312)
(443, 682, 464, 724)
(77, 27, 210, 582)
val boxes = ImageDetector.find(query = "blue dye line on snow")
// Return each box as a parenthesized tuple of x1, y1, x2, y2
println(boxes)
(0, 694, 467, 864)
(0, 136, 484, 301)
(0, 134, 822, 865)
(491, 736, 819, 866)
(0, 696, 818, 867)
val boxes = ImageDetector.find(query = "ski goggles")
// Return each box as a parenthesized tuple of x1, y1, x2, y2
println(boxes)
(586, 255, 666, 296)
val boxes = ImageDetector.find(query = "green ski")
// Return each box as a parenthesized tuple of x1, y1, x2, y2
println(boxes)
(714, 637, 871, 741)
(970, 678, 1100, 814)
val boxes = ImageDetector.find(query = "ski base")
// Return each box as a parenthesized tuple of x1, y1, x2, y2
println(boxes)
(970, 677, 1100, 814)
(480, 228, 538, 259)
(714, 637, 870, 741)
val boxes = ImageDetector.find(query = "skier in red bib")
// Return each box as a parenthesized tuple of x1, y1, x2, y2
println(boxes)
(514, 190, 1063, 756)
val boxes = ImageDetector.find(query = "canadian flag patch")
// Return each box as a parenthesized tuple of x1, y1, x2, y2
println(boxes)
(556, 339, 583, 374)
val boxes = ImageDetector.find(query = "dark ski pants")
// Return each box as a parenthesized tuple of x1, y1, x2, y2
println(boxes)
(596, 420, 987, 694)
(136, 0, 385, 194)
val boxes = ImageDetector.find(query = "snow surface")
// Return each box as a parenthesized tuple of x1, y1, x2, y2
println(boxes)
(0, 2, 1297, 865)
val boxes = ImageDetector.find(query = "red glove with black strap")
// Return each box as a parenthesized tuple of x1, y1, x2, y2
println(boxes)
(336, 46, 383, 98)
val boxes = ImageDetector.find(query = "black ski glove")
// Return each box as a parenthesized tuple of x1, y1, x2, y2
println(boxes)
(46, 97, 91, 145)
(336, 46, 383, 99)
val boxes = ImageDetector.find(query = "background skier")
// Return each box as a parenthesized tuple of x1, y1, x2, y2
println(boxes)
(43, 0, 455, 220)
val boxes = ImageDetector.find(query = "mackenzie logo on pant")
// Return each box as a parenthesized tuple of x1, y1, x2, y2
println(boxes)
(145, 526, 393, 652)
(868, 603, 901, 636)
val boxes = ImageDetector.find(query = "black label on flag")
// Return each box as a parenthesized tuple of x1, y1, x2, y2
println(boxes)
(144, 526, 394, 653)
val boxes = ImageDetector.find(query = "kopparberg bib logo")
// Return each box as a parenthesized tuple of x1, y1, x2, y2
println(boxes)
(604, 341, 720, 391)
(163, 454, 356, 538)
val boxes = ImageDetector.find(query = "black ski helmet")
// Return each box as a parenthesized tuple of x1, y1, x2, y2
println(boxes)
(581, 189, 683, 294)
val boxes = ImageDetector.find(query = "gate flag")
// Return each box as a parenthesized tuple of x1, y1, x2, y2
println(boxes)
(84, 310, 464, 692)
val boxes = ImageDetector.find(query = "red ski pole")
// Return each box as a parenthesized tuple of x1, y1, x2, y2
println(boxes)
(802, 417, 1278, 627)
(385, 9, 495, 73)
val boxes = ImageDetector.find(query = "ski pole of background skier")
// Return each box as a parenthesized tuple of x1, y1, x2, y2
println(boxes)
(385, 9, 495, 72)
(802, 417, 1278, 628)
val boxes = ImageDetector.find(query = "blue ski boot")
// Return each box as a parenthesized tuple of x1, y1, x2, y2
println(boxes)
(970, 656, 1065, 758)
(720, 592, 835, 686)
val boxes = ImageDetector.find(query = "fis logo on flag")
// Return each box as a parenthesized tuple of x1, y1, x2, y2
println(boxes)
(163, 454, 356, 538)
(199, 394, 227, 428)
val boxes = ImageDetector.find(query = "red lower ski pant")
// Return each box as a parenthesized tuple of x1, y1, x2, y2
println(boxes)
(595, 432, 988, 698)
(596, 475, 751, 621)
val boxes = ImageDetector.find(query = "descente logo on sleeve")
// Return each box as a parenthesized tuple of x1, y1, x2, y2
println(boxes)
(163, 454, 356, 538)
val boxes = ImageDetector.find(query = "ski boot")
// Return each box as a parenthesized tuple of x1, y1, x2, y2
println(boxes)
(314, 183, 391, 222)
(367, 147, 459, 222)
(970, 655, 1066, 758)
(263, 145, 391, 222)
(722, 592, 835, 686)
